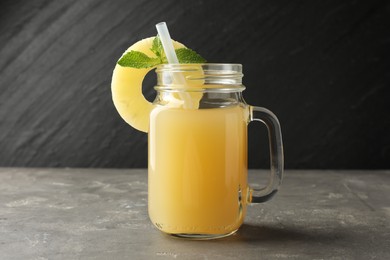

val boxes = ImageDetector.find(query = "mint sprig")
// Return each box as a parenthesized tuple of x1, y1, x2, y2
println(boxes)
(175, 48, 206, 63)
(117, 36, 206, 68)
(150, 36, 164, 60)
(117, 51, 160, 68)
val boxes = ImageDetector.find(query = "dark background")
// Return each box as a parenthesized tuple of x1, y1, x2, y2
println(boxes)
(0, 0, 389, 169)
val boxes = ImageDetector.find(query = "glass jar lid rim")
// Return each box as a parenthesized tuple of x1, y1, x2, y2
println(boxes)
(156, 63, 243, 73)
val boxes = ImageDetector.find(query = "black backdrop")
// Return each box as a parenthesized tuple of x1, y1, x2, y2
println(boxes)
(0, 0, 389, 169)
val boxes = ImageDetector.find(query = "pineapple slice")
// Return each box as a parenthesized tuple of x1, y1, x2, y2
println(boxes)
(111, 37, 185, 133)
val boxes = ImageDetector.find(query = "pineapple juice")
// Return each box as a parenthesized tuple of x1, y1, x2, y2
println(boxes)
(148, 105, 248, 235)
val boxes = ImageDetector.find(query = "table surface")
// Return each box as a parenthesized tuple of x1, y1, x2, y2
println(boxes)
(0, 168, 389, 260)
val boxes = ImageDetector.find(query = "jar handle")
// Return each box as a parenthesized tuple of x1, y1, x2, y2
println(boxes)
(247, 106, 284, 203)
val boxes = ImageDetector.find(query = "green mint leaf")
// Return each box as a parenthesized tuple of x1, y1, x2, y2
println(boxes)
(150, 36, 163, 59)
(175, 48, 206, 63)
(117, 37, 206, 68)
(117, 50, 160, 68)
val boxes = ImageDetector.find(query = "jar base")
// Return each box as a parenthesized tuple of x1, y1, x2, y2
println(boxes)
(168, 229, 238, 240)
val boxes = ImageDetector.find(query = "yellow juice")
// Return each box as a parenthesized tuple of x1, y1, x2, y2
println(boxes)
(148, 105, 248, 235)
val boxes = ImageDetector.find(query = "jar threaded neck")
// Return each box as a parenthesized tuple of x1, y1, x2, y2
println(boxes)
(155, 63, 244, 92)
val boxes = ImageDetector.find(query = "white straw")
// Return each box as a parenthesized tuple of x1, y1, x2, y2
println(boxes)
(156, 22, 179, 64)
(155, 22, 194, 109)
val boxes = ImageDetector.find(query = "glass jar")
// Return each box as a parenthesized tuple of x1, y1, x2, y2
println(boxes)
(148, 64, 283, 239)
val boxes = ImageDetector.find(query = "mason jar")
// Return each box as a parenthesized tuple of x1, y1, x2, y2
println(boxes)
(148, 63, 283, 239)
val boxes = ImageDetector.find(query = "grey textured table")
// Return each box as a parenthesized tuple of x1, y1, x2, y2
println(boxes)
(0, 169, 389, 260)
